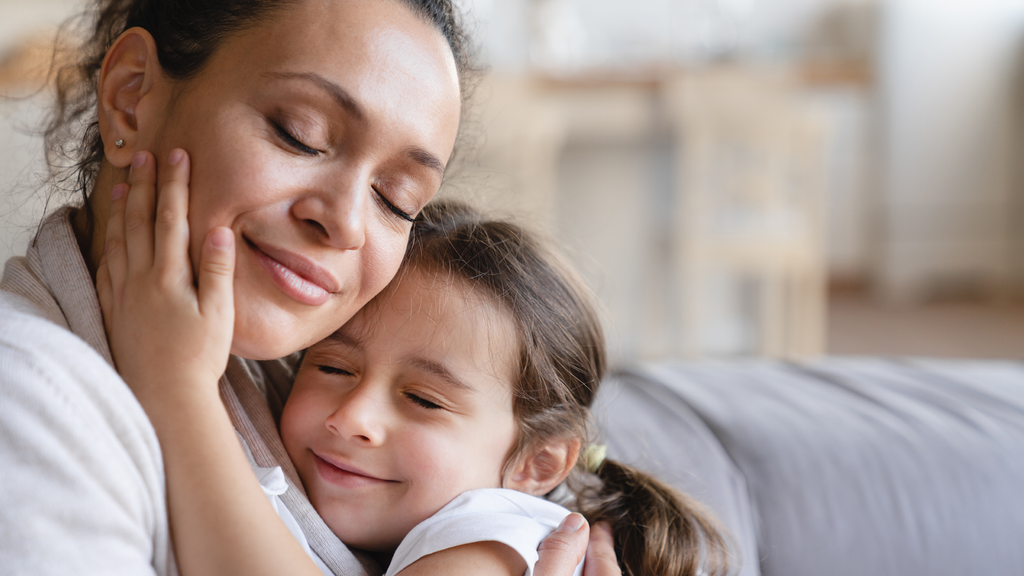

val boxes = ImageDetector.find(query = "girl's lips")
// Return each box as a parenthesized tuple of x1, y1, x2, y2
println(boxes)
(313, 453, 393, 489)
(245, 238, 339, 306)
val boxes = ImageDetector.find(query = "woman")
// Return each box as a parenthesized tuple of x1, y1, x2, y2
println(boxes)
(0, 0, 619, 574)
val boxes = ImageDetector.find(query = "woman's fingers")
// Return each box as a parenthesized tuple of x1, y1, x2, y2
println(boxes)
(535, 513, 589, 576)
(153, 149, 193, 282)
(124, 151, 156, 273)
(103, 182, 130, 302)
(583, 522, 621, 576)
(197, 227, 236, 328)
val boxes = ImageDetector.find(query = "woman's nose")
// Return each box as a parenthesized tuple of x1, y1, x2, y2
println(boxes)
(324, 383, 387, 446)
(291, 179, 368, 251)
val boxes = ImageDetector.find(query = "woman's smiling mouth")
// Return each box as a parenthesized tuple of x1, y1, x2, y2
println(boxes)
(246, 237, 340, 306)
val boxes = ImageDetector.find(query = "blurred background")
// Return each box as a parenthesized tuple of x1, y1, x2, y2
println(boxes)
(4, 0, 1024, 361)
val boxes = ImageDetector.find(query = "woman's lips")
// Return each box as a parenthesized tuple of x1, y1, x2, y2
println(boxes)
(245, 238, 340, 307)
(313, 453, 393, 489)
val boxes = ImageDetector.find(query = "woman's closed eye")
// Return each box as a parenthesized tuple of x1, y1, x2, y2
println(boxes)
(272, 121, 321, 156)
(373, 186, 415, 222)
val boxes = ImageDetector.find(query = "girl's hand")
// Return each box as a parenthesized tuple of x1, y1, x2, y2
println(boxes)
(96, 149, 236, 414)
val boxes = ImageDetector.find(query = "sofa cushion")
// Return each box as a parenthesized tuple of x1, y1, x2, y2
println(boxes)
(598, 358, 1024, 576)
(594, 370, 761, 576)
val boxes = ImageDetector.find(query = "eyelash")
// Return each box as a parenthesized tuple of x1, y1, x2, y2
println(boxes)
(274, 121, 415, 223)
(317, 365, 353, 377)
(373, 188, 415, 222)
(316, 364, 442, 409)
(273, 122, 320, 156)
(405, 392, 442, 410)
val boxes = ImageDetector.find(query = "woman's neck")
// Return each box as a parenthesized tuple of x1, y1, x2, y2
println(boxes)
(73, 159, 128, 280)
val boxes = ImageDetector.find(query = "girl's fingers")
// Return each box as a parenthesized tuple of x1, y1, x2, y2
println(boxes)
(95, 248, 114, 330)
(103, 182, 130, 302)
(124, 151, 156, 273)
(197, 227, 236, 326)
(153, 148, 192, 281)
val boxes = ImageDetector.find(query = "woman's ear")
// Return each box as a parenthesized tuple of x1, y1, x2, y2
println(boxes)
(96, 27, 164, 168)
(505, 438, 581, 496)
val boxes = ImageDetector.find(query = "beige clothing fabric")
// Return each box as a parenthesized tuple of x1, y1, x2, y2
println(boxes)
(0, 207, 378, 575)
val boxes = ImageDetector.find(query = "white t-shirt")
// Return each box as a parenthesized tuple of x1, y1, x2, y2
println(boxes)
(386, 489, 585, 576)
(240, 434, 334, 576)
(247, 441, 582, 576)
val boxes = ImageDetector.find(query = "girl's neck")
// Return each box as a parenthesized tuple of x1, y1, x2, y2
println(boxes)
(72, 159, 128, 280)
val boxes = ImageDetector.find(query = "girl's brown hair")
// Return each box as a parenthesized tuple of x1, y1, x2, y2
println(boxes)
(406, 199, 732, 576)
(41, 0, 479, 233)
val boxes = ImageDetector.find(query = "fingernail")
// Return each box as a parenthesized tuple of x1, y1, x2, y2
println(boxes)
(210, 228, 233, 250)
(111, 183, 127, 200)
(168, 149, 184, 165)
(132, 152, 146, 169)
(556, 513, 585, 533)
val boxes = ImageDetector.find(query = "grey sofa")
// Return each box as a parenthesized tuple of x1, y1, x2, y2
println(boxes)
(594, 358, 1024, 576)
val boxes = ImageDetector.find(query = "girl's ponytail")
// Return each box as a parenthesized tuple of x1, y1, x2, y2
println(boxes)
(577, 458, 731, 576)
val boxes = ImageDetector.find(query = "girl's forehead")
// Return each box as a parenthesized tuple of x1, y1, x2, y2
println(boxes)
(362, 268, 501, 331)
(350, 269, 516, 357)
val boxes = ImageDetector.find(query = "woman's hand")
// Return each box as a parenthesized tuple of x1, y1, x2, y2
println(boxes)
(536, 515, 621, 576)
(96, 149, 236, 414)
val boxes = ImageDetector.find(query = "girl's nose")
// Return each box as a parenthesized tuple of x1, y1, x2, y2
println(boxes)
(290, 177, 367, 251)
(324, 382, 387, 446)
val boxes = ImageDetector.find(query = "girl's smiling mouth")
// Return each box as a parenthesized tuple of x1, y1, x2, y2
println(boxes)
(313, 452, 395, 488)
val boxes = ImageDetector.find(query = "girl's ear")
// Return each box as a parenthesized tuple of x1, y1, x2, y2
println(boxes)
(96, 27, 166, 168)
(505, 438, 581, 496)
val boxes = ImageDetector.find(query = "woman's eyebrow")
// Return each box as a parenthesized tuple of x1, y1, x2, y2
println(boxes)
(264, 71, 444, 176)
(264, 71, 365, 122)
(408, 147, 445, 177)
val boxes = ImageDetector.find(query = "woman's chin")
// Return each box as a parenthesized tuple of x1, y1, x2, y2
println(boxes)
(229, 314, 311, 361)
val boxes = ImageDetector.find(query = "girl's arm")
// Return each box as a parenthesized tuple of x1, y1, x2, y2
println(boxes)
(98, 150, 326, 576)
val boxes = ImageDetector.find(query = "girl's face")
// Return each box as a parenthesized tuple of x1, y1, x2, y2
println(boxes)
(279, 270, 520, 552)
(136, 0, 461, 359)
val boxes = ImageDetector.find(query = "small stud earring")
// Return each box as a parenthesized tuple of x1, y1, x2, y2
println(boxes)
(115, 139, 125, 149)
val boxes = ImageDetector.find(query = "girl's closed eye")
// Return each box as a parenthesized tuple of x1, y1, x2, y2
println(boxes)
(317, 364, 354, 377)
(404, 391, 443, 410)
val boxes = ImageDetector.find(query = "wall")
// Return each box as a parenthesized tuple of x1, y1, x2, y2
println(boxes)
(878, 0, 1024, 301)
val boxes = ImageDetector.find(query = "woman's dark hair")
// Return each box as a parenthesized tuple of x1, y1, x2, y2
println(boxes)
(404, 199, 732, 576)
(44, 0, 479, 230)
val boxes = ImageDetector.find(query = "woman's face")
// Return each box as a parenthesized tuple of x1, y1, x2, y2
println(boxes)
(135, 0, 461, 360)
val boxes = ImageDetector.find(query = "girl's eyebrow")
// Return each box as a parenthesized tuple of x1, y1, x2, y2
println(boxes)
(323, 329, 362, 348)
(407, 357, 472, 392)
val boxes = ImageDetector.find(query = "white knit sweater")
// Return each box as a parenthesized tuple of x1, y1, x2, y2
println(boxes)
(0, 208, 377, 576)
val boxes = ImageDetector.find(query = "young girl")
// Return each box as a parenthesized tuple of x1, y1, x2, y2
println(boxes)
(100, 197, 730, 576)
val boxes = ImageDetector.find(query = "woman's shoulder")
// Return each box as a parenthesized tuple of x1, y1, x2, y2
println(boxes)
(0, 303, 124, 403)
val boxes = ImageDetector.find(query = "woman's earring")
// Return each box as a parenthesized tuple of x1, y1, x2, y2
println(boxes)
(115, 139, 125, 149)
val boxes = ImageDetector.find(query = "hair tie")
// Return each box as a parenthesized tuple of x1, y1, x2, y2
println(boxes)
(583, 444, 607, 473)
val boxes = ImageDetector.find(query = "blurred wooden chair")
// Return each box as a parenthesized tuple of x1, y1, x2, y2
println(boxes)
(447, 75, 569, 232)
(665, 67, 828, 358)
